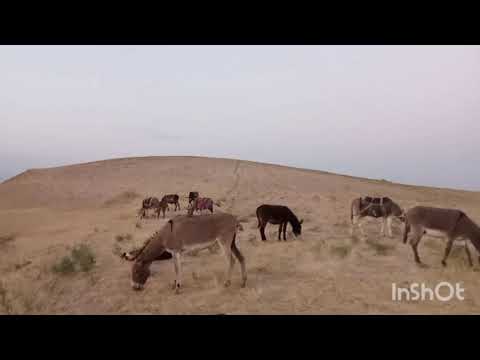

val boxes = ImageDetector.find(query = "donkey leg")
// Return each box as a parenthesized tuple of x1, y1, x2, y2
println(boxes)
(441, 237, 454, 267)
(357, 218, 367, 239)
(172, 252, 182, 293)
(464, 242, 473, 267)
(260, 225, 267, 241)
(230, 233, 247, 288)
(387, 216, 393, 238)
(283, 222, 287, 241)
(350, 215, 358, 236)
(217, 237, 234, 287)
(380, 217, 386, 237)
(278, 223, 282, 241)
(410, 233, 424, 265)
(224, 243, 235, 288)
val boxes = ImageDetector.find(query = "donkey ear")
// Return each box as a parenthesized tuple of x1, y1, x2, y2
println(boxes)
(300, 219, 304, 225)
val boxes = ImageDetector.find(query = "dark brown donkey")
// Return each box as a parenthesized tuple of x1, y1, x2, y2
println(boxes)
(138, 197, 161, 219)
(162, 194, 181, 211)
(256, 204, 303, 241)
(138, 197, 169, 219)
(189, 191, 199, 204)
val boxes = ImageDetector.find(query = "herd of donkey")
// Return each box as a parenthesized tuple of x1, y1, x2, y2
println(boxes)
(121, 191, 480, 292)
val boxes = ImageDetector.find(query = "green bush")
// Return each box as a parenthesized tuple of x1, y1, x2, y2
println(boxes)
(52, 244, 96, 275)
(52, 256, 76, 274)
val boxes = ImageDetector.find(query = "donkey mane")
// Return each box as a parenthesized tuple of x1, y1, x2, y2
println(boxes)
(130, 230, 161, 262)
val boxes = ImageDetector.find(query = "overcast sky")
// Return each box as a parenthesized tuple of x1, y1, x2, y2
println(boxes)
(1, 45, 479, 190)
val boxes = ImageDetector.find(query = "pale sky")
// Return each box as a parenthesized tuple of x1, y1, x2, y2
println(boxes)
(1, 45, 479, 190)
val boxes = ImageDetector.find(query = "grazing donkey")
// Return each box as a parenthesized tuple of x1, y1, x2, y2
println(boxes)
(128, 213, 247, 292)
(188, 197, 214, 215)
(189, 191, 199, 204)
(138, 197, 161, 219)
(403, 206, 480, 267)
(161, 194, 180, 211)
(350, 196, 404, 238)
(256, 204, 303, 241)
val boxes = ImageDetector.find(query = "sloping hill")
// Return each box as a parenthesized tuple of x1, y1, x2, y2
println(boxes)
(0, 156, 479, 314)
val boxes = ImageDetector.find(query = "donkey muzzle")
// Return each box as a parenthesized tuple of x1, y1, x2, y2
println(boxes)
(131, 281, 144, 291)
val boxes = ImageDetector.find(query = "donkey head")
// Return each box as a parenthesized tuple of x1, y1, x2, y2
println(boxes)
(131, 260, 151, 291)
(292, 219, 304, 236)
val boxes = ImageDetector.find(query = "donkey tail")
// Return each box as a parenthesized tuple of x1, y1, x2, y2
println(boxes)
(350, 201, 355, 224)
(403, 217, 410, 244)
(231, 232, 245, 263)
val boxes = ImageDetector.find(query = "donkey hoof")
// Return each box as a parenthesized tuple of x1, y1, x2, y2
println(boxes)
(441, 260, 447, 267)
(224, 280, 231, 288)
(241, 280, 247, 288)
(175, 287, 181, 295)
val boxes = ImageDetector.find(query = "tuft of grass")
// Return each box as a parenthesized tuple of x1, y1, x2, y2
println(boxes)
(115, 233, 133, 242)
(366, 239, 396, 256)
(0, 282, 13, 314)
(329, 243, 352, 259)
(52, 243, 96, 275)
(71, 244, 96, 272)
(14, 261, 32, 271)
(52, 256, 76, 275)
(0, 233, 16, 246)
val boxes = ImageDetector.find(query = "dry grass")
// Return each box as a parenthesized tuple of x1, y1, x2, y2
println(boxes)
(0, 282, 13, 314)
(0, 233, 16, 246)
(366, 239, 396, 256)
(103, 190, 140, 207)
(329, 242, 353, 259)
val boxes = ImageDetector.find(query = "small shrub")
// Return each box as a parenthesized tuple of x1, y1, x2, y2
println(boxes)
(330, 244, 352, 258)
(52, 244, 96, 275)
(115, 233, 133, 242)
(366, 239, 395, 256)
(0, 282, 13, 314)
(52, 256, 76, 275)
(0, 234, 16, 246)
(71, 244, 96, 272)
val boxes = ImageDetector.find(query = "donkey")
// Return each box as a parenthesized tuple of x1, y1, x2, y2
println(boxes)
(138, 197, 162, 219)
(256, 204, 303, 241)
(350, 196, 404, 238)
(161, 194, 180, 211)
(403, 206, 480, 267)
(128, 212, 247, 292)
(189, 191, 199, 204)
(188, 197, 214, 215)
(155, 198, 169, 219)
